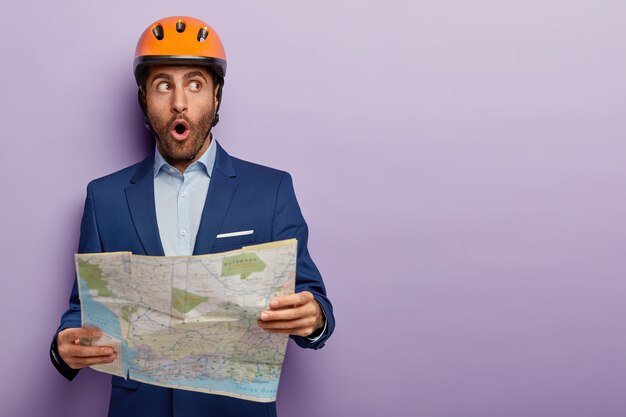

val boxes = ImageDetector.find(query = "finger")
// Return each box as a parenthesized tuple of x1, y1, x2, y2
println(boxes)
(258, 316, 317, 331)
(70, 353, 117, 369)
(63, 344, 115, 358)
(58, 343, 115, 365)
(261, 303, 313, 322)
(59, 327, 102, 343)
(269, 291, 314, 310)
(259, 324, 318, 337)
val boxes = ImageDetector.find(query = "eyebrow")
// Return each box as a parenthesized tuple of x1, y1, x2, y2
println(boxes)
(183, 71, 208, 82)
(150, 73, 173, 84)
(150, 71, 208, 86)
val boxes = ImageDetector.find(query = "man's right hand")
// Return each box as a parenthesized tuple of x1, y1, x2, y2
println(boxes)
(57, 327, 116, 369)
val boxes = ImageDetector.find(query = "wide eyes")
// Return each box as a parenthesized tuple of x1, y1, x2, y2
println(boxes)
(155, 80, 202, 93)
(157, 82, 172, 92)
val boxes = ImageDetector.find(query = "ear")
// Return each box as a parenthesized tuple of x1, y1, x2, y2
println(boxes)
(213, 83, 220, 108)
(137, 88, 148, 115)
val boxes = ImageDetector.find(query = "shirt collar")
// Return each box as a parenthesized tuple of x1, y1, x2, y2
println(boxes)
(153, 137, 217, 178)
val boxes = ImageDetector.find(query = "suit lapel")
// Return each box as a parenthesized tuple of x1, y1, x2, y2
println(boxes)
(125, 156, 165, 256)
(193, 142, 238, 255)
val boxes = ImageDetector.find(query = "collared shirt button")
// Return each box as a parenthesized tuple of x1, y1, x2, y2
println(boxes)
(180, 191, 186, 197)
(180, 229, 187, 236)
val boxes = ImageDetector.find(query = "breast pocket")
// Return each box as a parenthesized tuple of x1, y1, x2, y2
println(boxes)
(212, 231, 257, 253)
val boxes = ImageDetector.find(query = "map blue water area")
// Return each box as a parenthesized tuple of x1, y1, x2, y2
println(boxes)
(128, 369, 279, 401)
(79, 277, 138, 375)
(80, 278, 123, 339)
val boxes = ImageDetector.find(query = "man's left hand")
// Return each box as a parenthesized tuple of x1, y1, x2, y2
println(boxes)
(258, 291, 324, 337)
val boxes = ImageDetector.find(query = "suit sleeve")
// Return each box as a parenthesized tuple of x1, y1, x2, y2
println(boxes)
(50, 183, 103, 380)
(271, 172, 335, 349)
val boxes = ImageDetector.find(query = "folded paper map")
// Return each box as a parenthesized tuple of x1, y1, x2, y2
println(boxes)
(76, 239, 297, 402)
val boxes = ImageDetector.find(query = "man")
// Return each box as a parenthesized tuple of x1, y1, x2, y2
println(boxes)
(50, 16, 335, 417)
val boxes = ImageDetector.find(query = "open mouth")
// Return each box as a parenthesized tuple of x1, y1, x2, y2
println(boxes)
(170, 119, 190, 141)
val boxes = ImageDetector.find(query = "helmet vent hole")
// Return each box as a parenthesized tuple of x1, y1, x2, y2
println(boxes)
(152, 24, 164, 40)
(176, 21, 186, 33)
(197, 27, 209, 42)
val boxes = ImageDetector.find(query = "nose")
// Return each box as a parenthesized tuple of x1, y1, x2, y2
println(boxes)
(171, 87, 187, 114)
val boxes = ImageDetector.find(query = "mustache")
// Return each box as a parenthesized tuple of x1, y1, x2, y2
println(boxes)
(170, 113, 190, 124)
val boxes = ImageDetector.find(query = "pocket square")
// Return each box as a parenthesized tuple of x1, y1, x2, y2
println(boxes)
(216, 230, 254, 239)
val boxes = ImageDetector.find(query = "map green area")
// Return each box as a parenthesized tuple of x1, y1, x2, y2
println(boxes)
(76, 239, 297, 402)
(172, 288, 208, 314)
(222, 253, 266, 279)
(77, 258, 114, 297)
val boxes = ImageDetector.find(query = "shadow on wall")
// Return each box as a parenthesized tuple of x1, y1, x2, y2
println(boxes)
(120, 85, 155, 161)
(277, 340, 328, 415)
(14, 368, 110, 417)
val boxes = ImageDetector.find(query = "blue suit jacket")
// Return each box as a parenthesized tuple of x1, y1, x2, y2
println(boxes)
(52, 142, 335, 417)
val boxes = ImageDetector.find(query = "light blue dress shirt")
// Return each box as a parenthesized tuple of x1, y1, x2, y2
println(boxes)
(153, 139, 216, 256)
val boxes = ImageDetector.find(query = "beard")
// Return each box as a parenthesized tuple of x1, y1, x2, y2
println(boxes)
(148, 107, 215, 166)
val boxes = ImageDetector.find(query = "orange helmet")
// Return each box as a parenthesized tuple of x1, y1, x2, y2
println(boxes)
(133, 16, 227, 83)
(134, 16, 227, 126)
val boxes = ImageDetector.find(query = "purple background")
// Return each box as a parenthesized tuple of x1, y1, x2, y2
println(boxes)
(2, 1, 626, 416)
